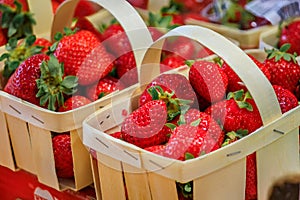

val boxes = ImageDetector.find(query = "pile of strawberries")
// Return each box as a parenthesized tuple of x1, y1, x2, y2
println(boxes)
(110, 43, 300, 199)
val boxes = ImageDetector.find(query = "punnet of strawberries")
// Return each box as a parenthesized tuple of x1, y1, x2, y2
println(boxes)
(108, 42, 300, 200)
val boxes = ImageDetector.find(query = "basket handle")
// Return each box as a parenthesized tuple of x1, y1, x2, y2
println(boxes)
(141, 25, 282, 125)
(51, 0, 153, 67)
(27, 0, 53, 37)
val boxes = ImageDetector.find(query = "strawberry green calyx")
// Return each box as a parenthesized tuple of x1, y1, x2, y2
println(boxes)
(0, 0, 35, 39)
(221, 129, 248, 147)
(265, 43, 298, 63)
(227, 89, 253, 111)
(147, 85, 191, 121)
(36, 55, 78, 111)
(0, 35, 43, 78)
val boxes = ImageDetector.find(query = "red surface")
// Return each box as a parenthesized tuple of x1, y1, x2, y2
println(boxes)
(0, 165, 96, 200)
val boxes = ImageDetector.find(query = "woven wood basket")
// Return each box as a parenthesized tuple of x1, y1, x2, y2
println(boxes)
(82, 25, 300, 200)
(0, 0, 153, 191)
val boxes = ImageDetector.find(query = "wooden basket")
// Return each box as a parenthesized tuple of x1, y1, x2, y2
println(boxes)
(82, 25, 300, 200)
(0, 0, 53, 172)
(0, 0, 153, 191)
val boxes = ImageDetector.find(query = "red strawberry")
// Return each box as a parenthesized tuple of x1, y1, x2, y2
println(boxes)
(101, 23, 132, 57)
(52, 133, 74, 178)
(126, 0, 148, 9)
(205, 90, 263, 134)
(110, 131, 123, 139)
(173, 0, 210, 13)
(0, 28, 7, 46)
(73, 17, 102, 41)
(189, 60, 228, 103)
(33, 37, 52, 53)
(183, 108, 224, 151)
(273, 85, 299, 114)
(0, 0, 28, 13)
(139, 73, 197, 119)
(121, 100, 171, 148)
(164, 36, 196, 60)
(160, 54, 186, 73)
(58, 95, 92, 112)
(54, 29, 113, 86)
(85, 75, 122, 101)
(144, 145, 166, 155)
(279, 20, 300, 55)
(221, 54, 271, 93)
(4, 54, 78, 111)
(74, 0, 101, 18)
(264, 44, 300, 94)
(114, 51, 138, 87)
(245, 153, 257, 200)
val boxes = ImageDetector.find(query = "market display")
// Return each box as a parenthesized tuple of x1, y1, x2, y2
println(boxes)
(0, 0, 300, 200)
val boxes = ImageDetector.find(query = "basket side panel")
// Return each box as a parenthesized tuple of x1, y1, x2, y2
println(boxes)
(71, 129, 93, 190)
(194, 158, 246, 200)
(147, 172, 178, 200)
(0, 111, 16, 170)
(123, 162, 152, 200)
(97, 152, 126, 200)
(257, 128, 300, 200)
(29, 124, 60, 190)
(90, 156, 102, 200)
(6, 114, 36, 174)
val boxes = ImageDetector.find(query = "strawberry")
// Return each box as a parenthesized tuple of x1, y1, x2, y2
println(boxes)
(139, 73, 197, 120)
(126, 0, 148, 9)
(121, 100, 171, 148)
(0, 35, 45, 78)
(273, 85, 299, 114)
(196, 46, 214, 59)
(0, 28, 7, 46)
(54, 29, 113, 86)
(279, 20, 300, 55)
(114, 51, 138, 87)
(205, 90, 263, 134)
(33, 37, 52, 53)
(221, 54, 271, 93)
(245, 152, 257, 200)
(58, 95, 92, 112)
(4, 54, 78, 111)
(144, 145, 166, 155)
(173, 0, 210, 13)
(74, 0, 101, 18)
(110, 131, 123, 139)
(85, 75, 122, 101)
(73, 17, 102, 41)
(0, 0, 34, 39)
(164, 36, 196, 60)
(52, 133, 74, 178)
(188, 60, 228, 103)
(183, 108, 224, 151)
(160, 54, 186, 73)
(264, 44, 300, 94)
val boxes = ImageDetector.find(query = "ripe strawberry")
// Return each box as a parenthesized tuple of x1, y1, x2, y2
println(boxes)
(164, 36, 196, 60)
(0, 35, 46, 78)
(101, 23, 132, 57)
(144, 145, 166, 155)
(173, 0, 210, 13)
(279, 20, 300, 55)
(85, 75, 122, 101)
(205, 90, 263, 134)
(183, 108, 224, 151)
(4, 54, 78, 111)
(139, 74, 197, 120)
(73, 17, 102, 41)
(114, 51, 138, 87)
(126, 0, 148, 9)
(264, 44, 300, 94)
(0, 28, 7, 46)
(110, 131, 123, 139)
(0, 0, 28, 14)
(221, 54, 271, 92)
(33, 37, 52, 53)
(188, 60, 228, 103)
(52, 133, 74, 178)
(245, 152, 257, 200)
(54, 29, 113, 86)
(74, 0, 101, 18)
(160, 54, 186, 73)
(58, 95, 92, 112)
(121, 100, 171, 148)
(273, 85, 299, 114)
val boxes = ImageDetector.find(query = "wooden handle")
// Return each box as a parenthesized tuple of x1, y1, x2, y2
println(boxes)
(141, 25, 282, 125)
(51, 0, 153, 67)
